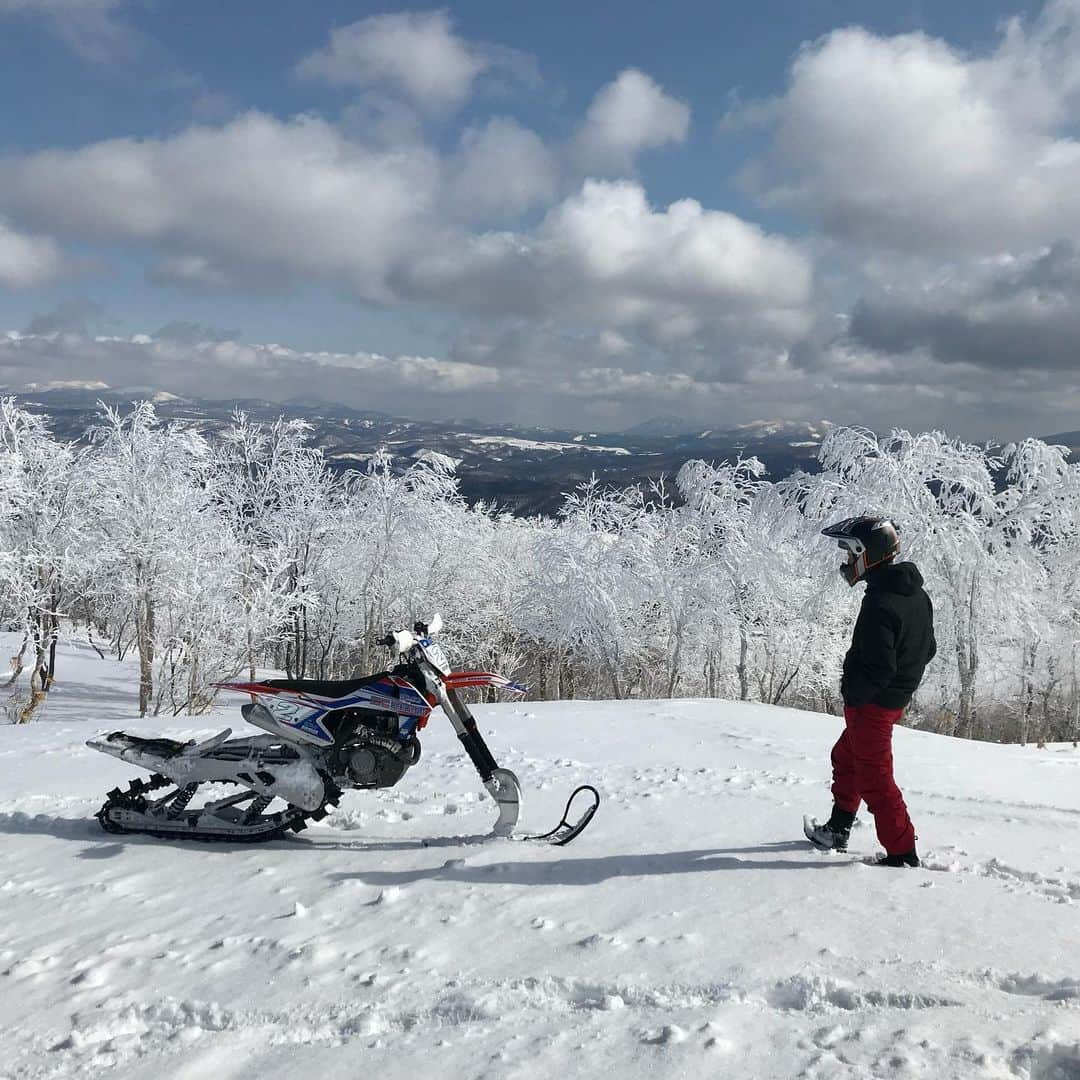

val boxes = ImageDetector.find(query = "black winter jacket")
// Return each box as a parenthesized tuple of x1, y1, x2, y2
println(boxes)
(841, 560, 936, 710)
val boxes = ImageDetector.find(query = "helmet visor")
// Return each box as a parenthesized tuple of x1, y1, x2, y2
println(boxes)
(838, 542, 861, 586)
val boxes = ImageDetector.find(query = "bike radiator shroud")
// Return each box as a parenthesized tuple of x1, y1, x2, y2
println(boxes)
(241, 700, 422, 789)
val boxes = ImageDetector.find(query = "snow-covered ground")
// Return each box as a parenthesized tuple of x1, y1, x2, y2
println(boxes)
(1, 639, 1079, 1079)
(463, 435, 631, 455)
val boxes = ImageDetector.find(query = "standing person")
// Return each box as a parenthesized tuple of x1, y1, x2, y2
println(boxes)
(804, 516, 936, 867)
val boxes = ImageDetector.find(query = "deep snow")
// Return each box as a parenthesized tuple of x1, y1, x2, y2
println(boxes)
(1, 638, 1079, 1079)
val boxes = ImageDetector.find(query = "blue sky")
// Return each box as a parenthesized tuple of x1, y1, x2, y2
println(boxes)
(0, 0, 1076, 437)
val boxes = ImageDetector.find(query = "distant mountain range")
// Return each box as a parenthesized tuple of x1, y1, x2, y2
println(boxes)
(1043, 430, 1080, 456)
(8, 386, 839, 515)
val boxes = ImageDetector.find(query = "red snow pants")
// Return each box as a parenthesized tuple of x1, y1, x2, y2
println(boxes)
(831, 703, 916, 855)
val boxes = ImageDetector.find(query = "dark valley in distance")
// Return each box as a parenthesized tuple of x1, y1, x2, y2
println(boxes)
(11, 387, 840, 516)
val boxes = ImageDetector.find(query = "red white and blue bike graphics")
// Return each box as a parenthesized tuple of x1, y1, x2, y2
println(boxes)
(217, 674, 435, 747)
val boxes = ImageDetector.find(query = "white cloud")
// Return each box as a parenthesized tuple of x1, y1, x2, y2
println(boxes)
(0, 219, 65, 288)
(718, 0, 1080, 436)
(6, 325, 1079, 439)
(0, 328, 801, 435)
(404, 180, 813, 352)
(846, 242, 1080, 371)
(753, 2, 1080, 254)
(296, 10, 487, 113)
(448, 118, 557, 221)
(0, 112, 443, 303)
(0, 116, 809, 360)
(574, 69, 690, 173)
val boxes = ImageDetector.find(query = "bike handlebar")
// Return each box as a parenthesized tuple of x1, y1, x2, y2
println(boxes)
(379, 614, 443, 652)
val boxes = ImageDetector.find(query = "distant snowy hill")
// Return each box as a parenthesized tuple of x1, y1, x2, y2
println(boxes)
(6, 388, 832, 515)
(1, 638, 1079, 1078)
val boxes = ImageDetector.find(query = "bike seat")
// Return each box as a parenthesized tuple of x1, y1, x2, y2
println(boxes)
(262, 674, 395, 699)
(102, 731, 190, 758)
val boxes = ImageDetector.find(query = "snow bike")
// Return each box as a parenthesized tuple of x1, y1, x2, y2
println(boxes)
(87, 615, 599, 846)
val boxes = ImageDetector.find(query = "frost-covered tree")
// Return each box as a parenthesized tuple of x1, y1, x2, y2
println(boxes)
(212, 412, 324, 680)
(517, 479, 651, 699)
(84, 403, 215, 715)
(676, 457, 771, 701)
(0, 399, 85, 719)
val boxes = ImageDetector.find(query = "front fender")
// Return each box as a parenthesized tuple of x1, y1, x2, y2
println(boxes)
(444, 671, 527, 694)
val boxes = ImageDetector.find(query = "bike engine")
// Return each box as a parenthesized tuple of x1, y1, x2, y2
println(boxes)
(338, 732, 421, 789)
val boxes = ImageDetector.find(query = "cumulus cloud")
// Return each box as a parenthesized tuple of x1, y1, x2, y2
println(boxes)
(0, 112, 443, 302)
(751, 1, 1080, 255)
(296, 10, 488, 113)
(573, 68, 690, 174)
(0, 219, 66, 288)
(0, 113, 810, 362)
(711, 0, 1080, 436)
(403, 180, 813, 353)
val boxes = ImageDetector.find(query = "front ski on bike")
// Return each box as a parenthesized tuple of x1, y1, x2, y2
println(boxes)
(520, 784, 600, 846)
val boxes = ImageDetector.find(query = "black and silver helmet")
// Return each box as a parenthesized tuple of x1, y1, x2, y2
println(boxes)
(821, 515, 900, 587)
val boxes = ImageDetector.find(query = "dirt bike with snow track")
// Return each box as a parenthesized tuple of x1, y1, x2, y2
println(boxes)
(87, 615, 598, 845)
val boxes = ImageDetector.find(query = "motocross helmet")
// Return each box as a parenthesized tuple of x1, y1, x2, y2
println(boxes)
(821, 515, 900, 587)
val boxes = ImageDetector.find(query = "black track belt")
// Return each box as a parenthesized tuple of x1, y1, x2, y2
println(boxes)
(95, 773, 342, 843)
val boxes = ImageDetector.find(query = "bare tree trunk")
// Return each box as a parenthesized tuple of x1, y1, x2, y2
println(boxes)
(954, 575, 979, 739)
(17, 662, 48, 723)
(560, 649, 576, 700)
(737, 625, 750, 702)
(46, 592, 60, 686)
(1037, 654, 1058, 748)
(113, 610, 132, 662)
(4, 630, 28, 689)
(137, 590, 155, 717)
(300, 604, 309, 678)
(1019, 640, 1036, 747)
(1072, 646, 1079, 748)
(83, 599, 105, 660)
(603, 644, 624, 700)
(706, 637, 722, 698)
(18, 610, 51, 723)
(772, 664, 800, 705)
(536, 648, 550, 702)
(177, 646, 197, 716)
(666, 627, 683, 699)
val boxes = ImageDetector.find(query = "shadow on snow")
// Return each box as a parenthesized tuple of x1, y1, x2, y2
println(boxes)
(0, 812, 848, 881)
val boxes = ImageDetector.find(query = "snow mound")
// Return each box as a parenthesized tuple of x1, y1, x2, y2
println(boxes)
(1, 641, 1078, 1078)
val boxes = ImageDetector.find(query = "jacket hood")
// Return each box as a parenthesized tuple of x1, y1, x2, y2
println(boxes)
(866, 560, 924, 596)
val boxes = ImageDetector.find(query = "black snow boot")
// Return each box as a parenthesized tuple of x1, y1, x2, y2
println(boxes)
(876, 848, 919, 868)
(804, 805, 856, 851)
